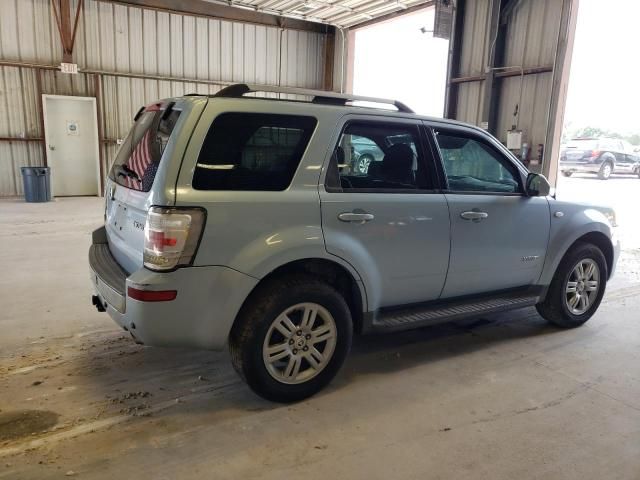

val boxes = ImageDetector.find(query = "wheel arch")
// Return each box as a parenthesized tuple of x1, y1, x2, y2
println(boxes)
(232, 258, 367, 335)
(570, 231, 614, 278)
(540, 209, 616, 287)
(600, 153, 616, 168)
(545, 231, 614, 285)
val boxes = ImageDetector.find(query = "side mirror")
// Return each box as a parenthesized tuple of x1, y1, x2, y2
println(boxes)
(525, 173, 551, 197)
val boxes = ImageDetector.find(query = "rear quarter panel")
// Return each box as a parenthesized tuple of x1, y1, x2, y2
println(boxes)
(173, 98, 365, 290)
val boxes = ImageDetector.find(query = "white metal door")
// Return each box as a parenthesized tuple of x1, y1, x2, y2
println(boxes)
(42, 95, 100, 196)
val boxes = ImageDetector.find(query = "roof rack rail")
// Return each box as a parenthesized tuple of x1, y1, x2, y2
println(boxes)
(213, 83, 414, 113)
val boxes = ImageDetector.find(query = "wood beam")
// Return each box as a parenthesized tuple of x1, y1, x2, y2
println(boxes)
(60, 0, 72, 62)
(50, 0, 84, 63)
(0, 137, 44, 142)
(70, 0, 85, 57)
(450, 66, 554, 84)
(109, 0, 329, 33)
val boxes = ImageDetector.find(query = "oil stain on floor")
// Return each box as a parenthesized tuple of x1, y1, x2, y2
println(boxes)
(0, 410, 59, 442)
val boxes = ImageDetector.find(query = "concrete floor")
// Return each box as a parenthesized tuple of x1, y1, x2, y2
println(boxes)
(1, 176, 639, 479)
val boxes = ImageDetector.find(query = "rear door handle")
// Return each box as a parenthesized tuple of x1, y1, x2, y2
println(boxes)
(460, 210, 489, 221)
(338, 212, 375, 223)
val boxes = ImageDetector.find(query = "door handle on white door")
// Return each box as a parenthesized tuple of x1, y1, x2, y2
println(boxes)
(338, 212, 375, 223)
(460, 210, 489, 221)
(48, 144, 55, 151)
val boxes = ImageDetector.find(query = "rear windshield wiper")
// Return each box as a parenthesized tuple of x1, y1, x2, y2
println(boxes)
(115, 164, 141, 182)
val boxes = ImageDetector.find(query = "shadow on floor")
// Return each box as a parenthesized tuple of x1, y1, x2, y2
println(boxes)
(64, 307, 561, 418)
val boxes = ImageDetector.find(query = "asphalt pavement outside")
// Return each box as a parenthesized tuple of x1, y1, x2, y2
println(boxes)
(0, 174, 638, 479)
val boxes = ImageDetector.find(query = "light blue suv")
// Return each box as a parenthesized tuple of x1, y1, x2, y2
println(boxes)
(89, 84, 620, 402)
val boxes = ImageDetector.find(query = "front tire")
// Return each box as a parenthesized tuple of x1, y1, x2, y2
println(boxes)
(229, 275, 352, 402)
(536, 242, 607, 328)
(561, 171, 573, 177)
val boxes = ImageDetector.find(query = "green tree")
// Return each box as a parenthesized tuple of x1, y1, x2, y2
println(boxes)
(627, 134, 640, 146)
(562, 124, 640, 147)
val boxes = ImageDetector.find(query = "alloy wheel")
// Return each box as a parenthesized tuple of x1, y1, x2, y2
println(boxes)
(565, 258, 600, 315)
(262, 303, 337, 385)
(357, 156, 372, 174)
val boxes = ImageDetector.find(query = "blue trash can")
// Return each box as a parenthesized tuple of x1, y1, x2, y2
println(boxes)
(21, 167, 52, 202)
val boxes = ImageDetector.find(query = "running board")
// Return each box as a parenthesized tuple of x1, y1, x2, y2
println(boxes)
(371, 291, 541, 332)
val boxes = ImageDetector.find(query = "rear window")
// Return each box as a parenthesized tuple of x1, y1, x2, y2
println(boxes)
(566, 139, 598, 149)
(193, 113, 317, 191)
(109, 105, 181, 192)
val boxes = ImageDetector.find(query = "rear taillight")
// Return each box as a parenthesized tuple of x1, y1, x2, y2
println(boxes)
(127, 287, 177, 302)
(590, 150, 601, 159)
(143, 207, 206, 271)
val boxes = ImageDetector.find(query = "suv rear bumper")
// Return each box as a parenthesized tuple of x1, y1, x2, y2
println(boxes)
(560, 162, 601, 174)
(89, 227, 258, 350)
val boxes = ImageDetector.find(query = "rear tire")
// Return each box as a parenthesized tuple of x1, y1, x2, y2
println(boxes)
(561, 171, 573, 177)
(598, 161, 613, 180)
(536, 242, 607, 328)
(229, 275, 352, 402)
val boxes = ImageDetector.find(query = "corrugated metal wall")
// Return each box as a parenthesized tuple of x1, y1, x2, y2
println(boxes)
(454, 0, 562, 151)
(496, 0, 561, 147)
(0, 0, 328, 196)
(455, 0, 490, 125)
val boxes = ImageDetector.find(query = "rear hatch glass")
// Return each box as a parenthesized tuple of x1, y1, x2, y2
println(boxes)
(562, 139, 598, 162)
(566, 139, 598, 150)
(105, 102, 182, 273)
(109, 104, 181, 191)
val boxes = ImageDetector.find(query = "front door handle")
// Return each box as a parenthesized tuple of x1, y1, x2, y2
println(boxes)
(338, 212, 375, 223)
(460, 210, 489, 221)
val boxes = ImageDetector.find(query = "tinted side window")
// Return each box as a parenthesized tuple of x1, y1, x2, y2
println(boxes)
(326, 122, 430, 192)
(434, 130, 521, 194)
(193, 113, 317, 191)
(110, 107, 181, 192)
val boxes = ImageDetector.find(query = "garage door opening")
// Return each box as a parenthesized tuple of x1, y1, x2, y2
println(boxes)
(562, 1, 640, 154)
(557, 0, 640, 249)
(349, 7, 450, 117)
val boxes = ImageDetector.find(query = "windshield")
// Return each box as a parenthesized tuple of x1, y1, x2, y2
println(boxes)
(109, 105, 181, 192)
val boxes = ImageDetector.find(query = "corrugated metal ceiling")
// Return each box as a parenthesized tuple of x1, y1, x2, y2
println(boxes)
(204, 0, 434, 28)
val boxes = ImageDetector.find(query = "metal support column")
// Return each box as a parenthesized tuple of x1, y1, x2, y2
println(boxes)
(35, 68, 48, 167)
(93, 74, 105, 193)
(323, 30, 335, 91)
(480, 0, 504, 133)
(444, 0, 466, 119)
